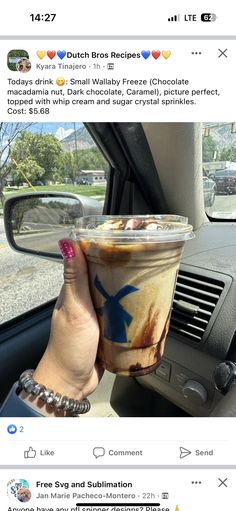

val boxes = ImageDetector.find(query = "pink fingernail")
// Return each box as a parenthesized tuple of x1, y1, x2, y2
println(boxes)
(58, 240, 75, 260)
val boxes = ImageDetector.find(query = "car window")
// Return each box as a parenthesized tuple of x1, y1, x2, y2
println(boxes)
(0, 122, 109, 325)
(202, 122, 236, 219)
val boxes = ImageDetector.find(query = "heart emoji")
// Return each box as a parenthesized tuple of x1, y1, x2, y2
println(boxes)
(152, 50, 161, 60)
(141, 50, 150, 60)
(36, 50, 46, 60)
(162, 50, 171, 60)
(47, 50, 56, 60)
(57, 50, 66, 60)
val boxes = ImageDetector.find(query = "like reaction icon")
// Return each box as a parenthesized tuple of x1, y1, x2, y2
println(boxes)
(7, 424, 17, 434)
(24, 447, 37, 459)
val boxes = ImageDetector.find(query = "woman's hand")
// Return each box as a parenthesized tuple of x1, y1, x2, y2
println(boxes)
(21, 239, 103, 415)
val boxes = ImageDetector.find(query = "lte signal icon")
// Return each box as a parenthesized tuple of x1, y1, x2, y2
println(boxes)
(168, 14, 180, 22)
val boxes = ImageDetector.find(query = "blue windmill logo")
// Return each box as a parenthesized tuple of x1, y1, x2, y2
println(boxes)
(94, 275, 139, 343)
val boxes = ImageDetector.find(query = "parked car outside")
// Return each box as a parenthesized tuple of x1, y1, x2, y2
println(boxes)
(32, 180, 44, 186)
(203, 175, 216, 207)
(214, 169, 236, 194)
(77, 178, 92, 185)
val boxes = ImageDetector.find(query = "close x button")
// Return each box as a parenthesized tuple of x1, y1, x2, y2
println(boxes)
(155, 360, 171, 382)
(218, 48, 228, 58)
(218, 478, 228, 487)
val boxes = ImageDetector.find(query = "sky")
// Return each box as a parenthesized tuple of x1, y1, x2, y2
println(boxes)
(28, 122, 83, 140)
(0, 122, 84, 163)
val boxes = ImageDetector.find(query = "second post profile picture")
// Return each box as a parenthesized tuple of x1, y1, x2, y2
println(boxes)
(7, 479, 32, 502)
(7, 49, 31, 72)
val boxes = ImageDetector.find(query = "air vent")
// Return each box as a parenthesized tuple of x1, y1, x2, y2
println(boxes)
(169, 270, 225, 342)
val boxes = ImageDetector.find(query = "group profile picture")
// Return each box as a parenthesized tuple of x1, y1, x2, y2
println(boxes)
(7, 49, 31, 72)
(7, 479, 32, 502)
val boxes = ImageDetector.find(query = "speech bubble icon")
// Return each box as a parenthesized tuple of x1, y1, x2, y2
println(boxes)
(93, 447, 105, 458)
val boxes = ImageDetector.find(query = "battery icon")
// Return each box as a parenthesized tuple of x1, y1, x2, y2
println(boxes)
(201, 13, 217, 22)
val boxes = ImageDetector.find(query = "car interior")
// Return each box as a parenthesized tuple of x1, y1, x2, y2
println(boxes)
(1, 122, 236, 417)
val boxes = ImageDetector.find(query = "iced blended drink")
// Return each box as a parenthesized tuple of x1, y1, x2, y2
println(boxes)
(77, 215, 194, 376)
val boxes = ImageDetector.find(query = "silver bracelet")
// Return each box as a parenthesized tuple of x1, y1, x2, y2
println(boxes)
(18, 369, 91, 417)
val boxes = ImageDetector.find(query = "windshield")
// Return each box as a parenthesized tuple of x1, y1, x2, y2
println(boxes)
(203, 122, 236, 219)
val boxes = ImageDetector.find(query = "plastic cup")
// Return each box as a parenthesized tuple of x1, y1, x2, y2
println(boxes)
(76, 215, 194, 377)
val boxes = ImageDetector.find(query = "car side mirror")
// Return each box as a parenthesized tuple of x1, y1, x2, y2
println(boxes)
(4, 192, 103, 260)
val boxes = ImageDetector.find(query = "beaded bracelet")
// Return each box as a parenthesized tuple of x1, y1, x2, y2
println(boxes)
(18, 369, 91, 417)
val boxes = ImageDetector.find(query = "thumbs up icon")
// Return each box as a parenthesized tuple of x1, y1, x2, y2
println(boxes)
(24, 447, 36, 458)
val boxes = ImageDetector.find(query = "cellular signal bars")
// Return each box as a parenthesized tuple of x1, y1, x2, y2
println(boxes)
(168, 14, 180, 22)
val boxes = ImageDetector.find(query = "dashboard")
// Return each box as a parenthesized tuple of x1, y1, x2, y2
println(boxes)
(139, 222, 236, 416)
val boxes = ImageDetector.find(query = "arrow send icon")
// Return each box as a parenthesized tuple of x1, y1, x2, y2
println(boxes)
(179, 446, 192, 459)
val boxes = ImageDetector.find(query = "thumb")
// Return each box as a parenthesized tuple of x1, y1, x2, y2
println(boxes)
(58, 238, 93, 308)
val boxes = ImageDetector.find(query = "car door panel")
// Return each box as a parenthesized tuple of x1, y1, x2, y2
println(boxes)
(0, 304, 53, 404)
